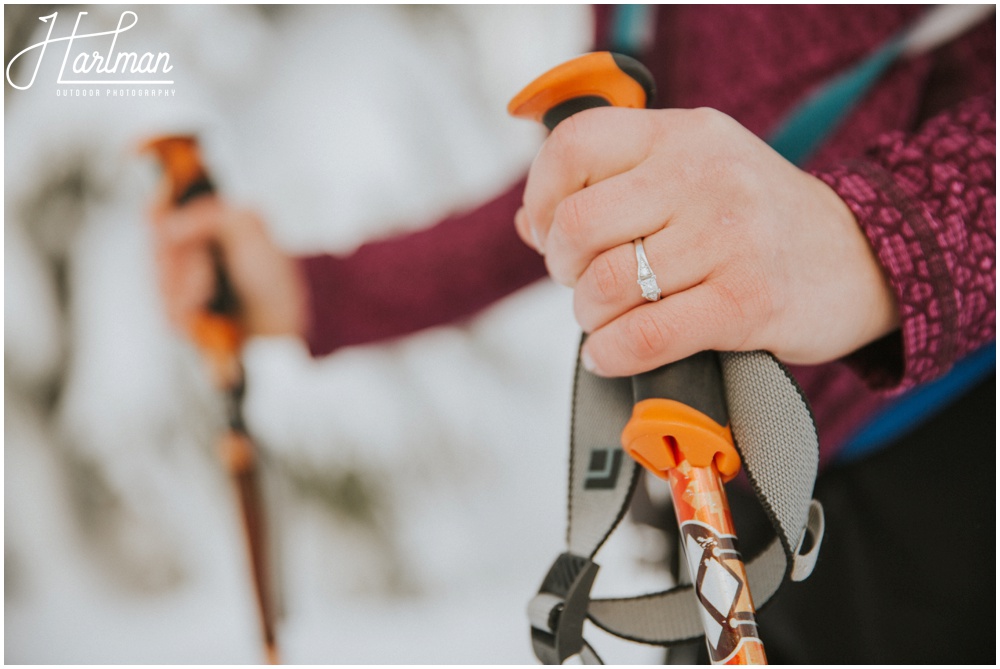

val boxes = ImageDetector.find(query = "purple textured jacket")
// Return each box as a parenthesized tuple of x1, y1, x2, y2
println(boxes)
(300, 6, 995, 464)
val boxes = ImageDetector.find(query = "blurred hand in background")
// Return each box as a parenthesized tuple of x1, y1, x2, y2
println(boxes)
(149, 195, 308, 340)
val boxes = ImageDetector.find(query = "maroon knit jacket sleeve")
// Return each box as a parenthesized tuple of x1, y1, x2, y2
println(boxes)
(812, 94, 996, 393)
(299, 178, 544, 356)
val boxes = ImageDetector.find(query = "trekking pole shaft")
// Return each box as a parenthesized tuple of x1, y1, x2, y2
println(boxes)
(222, 429, 280, 665)
(142, 135, 280, 664)
(628, 356, 764, 664)
(667, 458, 766, 664)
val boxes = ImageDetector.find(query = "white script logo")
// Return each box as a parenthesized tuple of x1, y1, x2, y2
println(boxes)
(6, 11, 174, 90)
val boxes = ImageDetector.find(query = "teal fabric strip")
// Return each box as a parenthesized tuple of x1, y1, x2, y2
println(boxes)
(767, 36, 905, 166)
(609, 4, 655, 57)
(837, 343, 996, 463)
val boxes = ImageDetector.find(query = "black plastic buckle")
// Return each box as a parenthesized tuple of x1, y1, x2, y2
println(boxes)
(529, 552, 599, 664)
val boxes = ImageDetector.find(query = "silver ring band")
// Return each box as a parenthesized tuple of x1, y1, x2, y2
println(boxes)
(634, 237, 661, 302)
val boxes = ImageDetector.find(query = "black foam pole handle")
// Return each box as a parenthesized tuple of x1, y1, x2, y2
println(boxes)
(539, 55, 728, 428)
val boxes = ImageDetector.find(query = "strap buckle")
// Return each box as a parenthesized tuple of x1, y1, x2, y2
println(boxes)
(527, 552, 600, 664)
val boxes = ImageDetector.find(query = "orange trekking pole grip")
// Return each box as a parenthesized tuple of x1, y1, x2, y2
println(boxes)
(510, 53, 766, 665)
(142, 136, 280, 665)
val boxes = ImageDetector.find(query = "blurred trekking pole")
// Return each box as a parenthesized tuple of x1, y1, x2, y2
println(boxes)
(142, 136, 280, 665)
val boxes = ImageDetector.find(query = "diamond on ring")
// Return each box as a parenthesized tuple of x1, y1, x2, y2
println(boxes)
(633, 238, 661, 302)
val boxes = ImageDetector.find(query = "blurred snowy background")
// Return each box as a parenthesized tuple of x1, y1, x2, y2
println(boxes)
(5, 5, 671, 663)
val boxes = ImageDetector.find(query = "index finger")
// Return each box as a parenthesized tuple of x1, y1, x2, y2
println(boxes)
(151, 196, 225, 248)
(521, 106, 657, 252)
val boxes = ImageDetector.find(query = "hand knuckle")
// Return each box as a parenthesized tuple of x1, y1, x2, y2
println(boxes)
(623, 310, 668, 360)
(710, 268, 775, 350)
(690, 106, 734, 133)
(548, 113, 586, 156)
(553, 194, 589, 248)
(590, 252, 625, 304)
(736, 262, 777, 318)
(706, 282, 747, 347)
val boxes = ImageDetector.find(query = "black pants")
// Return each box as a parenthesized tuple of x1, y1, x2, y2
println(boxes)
(672, 373, 995, 664)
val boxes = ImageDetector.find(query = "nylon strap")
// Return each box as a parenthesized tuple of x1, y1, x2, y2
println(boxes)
(528, 343, 824, 663)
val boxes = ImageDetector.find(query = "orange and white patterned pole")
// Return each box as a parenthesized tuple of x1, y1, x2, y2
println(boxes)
(666, 455, 766, 664)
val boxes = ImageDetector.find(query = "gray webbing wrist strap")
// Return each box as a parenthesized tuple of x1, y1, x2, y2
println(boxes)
(528, 343, 825, 664)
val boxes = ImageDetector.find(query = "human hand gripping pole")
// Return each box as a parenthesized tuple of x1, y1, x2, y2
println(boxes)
(510, 53, 766, 665)
(142, 136, 280, 665)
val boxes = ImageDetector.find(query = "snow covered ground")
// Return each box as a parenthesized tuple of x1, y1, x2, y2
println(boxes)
(5, 6, 671, 663)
